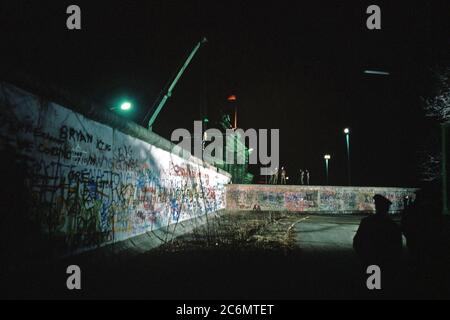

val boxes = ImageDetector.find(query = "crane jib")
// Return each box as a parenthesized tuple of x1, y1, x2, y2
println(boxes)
(147, 37, 208, 130)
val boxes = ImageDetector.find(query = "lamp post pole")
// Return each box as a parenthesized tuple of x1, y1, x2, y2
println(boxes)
(344, 128, 351, 186)
(324, 154, 331, 185)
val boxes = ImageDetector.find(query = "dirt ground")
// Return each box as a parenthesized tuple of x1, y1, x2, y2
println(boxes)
(2, 211, 450, 299)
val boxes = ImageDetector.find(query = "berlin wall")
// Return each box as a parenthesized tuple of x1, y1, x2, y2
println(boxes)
(226, 184, 418, 213)
(0, 83, 230, 257)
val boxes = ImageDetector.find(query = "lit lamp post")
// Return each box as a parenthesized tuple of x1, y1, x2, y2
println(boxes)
(110, 101, 133, 112)
(324, 154, 331, 185)
(344, 128, 351, 186)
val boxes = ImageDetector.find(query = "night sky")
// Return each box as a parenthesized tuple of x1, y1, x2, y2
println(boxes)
(1, 0, 449, 187)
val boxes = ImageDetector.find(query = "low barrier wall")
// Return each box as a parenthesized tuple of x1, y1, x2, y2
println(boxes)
(226, 184, 418, 213)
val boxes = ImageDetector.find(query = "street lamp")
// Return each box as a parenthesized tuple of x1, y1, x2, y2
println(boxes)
(110, 101, 133, 112)
(344, 127, 351, 185)
(120, 102, 132, 111)
(324, 154, 331, 185)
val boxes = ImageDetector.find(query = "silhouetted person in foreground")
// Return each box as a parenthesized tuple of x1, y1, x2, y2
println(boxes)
(353, 195, 403, 267)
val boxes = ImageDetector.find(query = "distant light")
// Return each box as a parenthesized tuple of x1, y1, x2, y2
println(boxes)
(364, 70, 390, 76)
(344, 128, 350, 134)
(120, 102, 132, 111)
(324, 154, 331, 160)
(227, 94, 237, 102)
(203, 117, 209, 123)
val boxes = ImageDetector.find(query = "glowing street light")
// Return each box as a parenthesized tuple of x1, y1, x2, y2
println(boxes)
(324, 154, 331, 185)
(110, 101, 133, 112)
(120, 102, 132, 111)
(344, 127, 351, 185)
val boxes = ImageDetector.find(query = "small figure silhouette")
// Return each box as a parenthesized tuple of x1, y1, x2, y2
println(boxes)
(271, 167, 279, 185)
(353, 194, 403, 266)
(280, 167, 287, 184)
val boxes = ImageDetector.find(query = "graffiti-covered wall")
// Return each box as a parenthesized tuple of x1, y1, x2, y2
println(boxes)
(0, 83, 230, 255)
(226, 185, 417, 213)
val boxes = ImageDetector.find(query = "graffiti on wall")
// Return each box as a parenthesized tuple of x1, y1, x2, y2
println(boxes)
(0, 84, 230, 254)
(225, 185, 417, 213)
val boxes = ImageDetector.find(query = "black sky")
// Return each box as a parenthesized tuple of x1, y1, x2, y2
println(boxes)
(1, 0, 449, 187)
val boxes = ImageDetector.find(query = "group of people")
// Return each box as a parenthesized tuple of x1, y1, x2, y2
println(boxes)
(269, 167, 286, 184)
(298, 169, 310, 185)
(269, 167, 310, 185)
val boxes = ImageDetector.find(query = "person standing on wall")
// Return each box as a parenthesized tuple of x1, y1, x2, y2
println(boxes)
(306, 170, 310, 185)
(299, 169, 304, 185)
(271, 167, 279, 184)
(281, 167, 287, 185)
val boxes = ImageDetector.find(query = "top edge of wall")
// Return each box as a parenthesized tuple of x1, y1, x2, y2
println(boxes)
(226, 184, 419, 191)
(0, 80, 231, 179)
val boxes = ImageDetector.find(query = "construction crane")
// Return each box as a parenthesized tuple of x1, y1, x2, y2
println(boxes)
(146, 37, 208, 131)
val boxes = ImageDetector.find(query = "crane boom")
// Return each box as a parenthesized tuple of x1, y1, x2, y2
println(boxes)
(147, 37, 208, 130)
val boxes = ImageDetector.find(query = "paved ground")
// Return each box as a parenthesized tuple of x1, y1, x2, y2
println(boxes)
(2, 212, 449, 299)
(294, 215, 360, 250)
